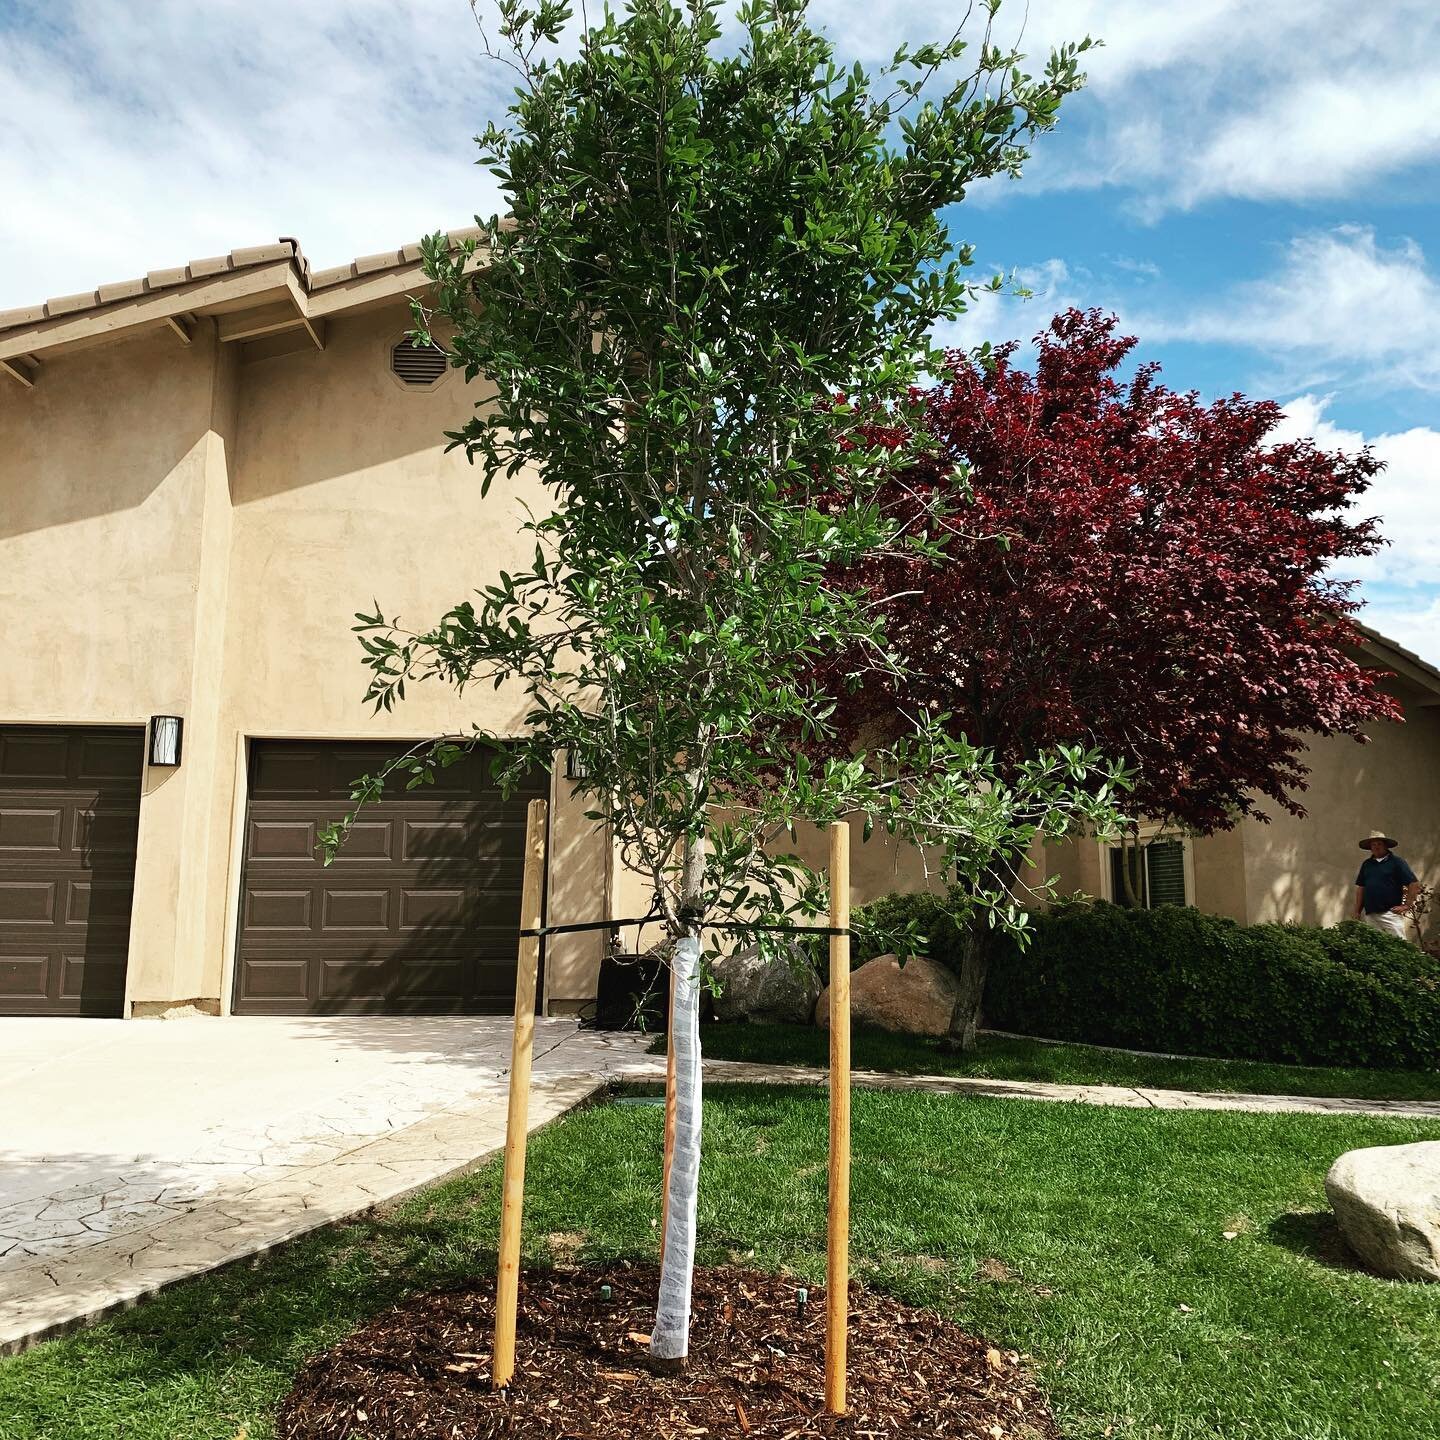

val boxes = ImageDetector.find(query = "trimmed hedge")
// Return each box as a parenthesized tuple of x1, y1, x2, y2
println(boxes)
(851, 889, 966, 972)
(985, 900, 1440, 1069)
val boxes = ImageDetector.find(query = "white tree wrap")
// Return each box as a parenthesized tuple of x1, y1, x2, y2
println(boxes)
(650, 933, 703, 1362)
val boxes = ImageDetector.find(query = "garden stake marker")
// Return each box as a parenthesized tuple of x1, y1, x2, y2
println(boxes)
(826, 819, 852, 1415)
(492, 798, 547, 1391)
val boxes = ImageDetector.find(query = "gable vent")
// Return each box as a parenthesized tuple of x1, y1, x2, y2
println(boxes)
(390, 337, 448, 387)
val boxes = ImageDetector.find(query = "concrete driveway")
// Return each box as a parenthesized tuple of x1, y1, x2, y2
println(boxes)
(0, 1016, 655, 1352)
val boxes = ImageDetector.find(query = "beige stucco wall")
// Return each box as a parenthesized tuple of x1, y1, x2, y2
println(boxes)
(1041, 700, 1439, 936)
(1240, 690, 1440, 939)
(1190, 826, 1248, 922)
(1, 300, 610, 1014)
(1045, 831, 1103, 901)
(8, 285, 1439, 1012)
(0, 326, 231, 1008)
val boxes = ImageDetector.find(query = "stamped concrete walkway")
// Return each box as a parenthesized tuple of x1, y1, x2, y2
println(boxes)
(5, 1020, 1438, 1355)
(0, 1017, 655, 1354)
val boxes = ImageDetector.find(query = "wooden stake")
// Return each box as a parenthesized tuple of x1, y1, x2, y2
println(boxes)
(825, 820, 851, 1416)
(493, 798, 548, 1391)
(658, 960, 678, 1268)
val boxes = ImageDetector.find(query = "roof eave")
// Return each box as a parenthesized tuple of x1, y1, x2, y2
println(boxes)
(0, 228, 489, 368)
(1352, 620, 1440, 702)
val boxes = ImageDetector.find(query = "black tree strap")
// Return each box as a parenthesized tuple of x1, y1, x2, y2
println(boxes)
(519, 914, 847, 938)
(518, 913, 663, 939)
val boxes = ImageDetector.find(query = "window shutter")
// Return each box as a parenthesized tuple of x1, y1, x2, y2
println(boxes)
(1146, 840, 1188, 907)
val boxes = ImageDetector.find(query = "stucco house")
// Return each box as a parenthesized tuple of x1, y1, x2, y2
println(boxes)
(3, 231, 1437, 1020)
(0, 231, 622, 1019)
(1043, 623, 1440, 942)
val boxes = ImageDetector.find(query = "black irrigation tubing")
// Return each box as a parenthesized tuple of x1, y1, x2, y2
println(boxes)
(519, 916, 849, 938)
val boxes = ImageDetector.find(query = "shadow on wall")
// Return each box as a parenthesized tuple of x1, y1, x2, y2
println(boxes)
(226, 311, 493, 507)
(0, 330, 214, 542)
(1, 311, 500, 540)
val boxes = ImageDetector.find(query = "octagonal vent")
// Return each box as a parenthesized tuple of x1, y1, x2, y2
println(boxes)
(391, 337, 448, 387)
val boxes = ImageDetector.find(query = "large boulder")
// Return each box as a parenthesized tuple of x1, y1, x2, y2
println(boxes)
(1325, 1141, 1440, 1282)
(711, 943, 822, 1026)
(815, 953, 959, 1038)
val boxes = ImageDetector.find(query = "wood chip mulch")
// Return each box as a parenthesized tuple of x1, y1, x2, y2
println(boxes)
(276, 1263, 1060, 1439)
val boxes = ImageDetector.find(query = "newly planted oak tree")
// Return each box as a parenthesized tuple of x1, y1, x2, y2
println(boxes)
(336, 0, 1118, 1367)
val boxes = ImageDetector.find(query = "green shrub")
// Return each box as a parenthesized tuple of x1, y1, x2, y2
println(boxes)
(846, 888, 966, 978)
(983, 899, 1440, 1069)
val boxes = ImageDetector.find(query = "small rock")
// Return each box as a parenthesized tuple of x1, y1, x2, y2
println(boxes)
(815, 952, 959, 1037)
(1326, 1141, 1440, 1282)
(711, 942, 821, 1026)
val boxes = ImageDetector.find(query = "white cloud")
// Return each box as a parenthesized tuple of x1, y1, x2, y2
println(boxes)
(1272, 396, 1440, 665)
(7, 1, 1440, 311)
(0, 1, 513, 309)
(846, 0, 1440, 214)
(932, 258, 1084, 354)
(1138, 226, 1440, 397)
(1359, 596, 1440, 671)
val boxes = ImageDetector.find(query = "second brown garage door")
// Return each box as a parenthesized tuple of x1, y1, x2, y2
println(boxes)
(232, 741, 548, 1015)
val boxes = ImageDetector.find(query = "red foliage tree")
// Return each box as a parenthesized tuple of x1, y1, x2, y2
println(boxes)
(835, 309, 1402, 1040)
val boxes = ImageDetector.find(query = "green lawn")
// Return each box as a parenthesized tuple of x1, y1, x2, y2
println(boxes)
(681, 1022, 1440, 1101)
(2, 1089, 1439, 1439)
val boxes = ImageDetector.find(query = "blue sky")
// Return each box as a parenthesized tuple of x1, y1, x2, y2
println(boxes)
(3, 0, 1437, 660)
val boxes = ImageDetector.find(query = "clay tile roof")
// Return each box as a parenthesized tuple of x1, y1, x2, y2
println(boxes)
(0, 227, 489, 338)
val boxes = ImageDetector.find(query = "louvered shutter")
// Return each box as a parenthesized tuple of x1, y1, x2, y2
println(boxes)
(1145, 840, 1188, 907)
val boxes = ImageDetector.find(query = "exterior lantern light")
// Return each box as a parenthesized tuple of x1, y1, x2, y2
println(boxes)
(566, 749, 590, 781)
(148, 715, 184, 767)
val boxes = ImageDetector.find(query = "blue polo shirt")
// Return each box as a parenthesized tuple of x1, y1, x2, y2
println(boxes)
(1355, 853, 1417, 914)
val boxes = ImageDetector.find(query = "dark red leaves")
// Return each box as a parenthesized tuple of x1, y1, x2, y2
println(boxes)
(834, 309, 1401, 831)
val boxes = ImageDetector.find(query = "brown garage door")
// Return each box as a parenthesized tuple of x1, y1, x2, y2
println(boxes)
(0, 726, 143, 1017)
(232, 741, 547, 1015)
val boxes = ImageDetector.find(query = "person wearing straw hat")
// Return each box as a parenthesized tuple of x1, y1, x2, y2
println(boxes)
(1353, 831, 1420, 942)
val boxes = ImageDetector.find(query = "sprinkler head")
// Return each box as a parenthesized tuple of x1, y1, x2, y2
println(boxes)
(599, 1283, 613, 1303)
(795, 1286, 809, 1319)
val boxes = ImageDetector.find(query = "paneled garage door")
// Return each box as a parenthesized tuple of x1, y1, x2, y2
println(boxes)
(0, 726, 143, 1016)
(232, 741, 547, 1015)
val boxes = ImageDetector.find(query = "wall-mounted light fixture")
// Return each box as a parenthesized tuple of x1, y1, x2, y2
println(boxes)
(565, 749, 590, 781)
(148, 715, 184, 767)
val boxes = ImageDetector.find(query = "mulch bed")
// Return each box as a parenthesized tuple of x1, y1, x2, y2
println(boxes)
(277, 1263, 1059, 1439)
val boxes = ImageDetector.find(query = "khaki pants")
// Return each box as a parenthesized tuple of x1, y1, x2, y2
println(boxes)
(1362, 909, 1414, 944)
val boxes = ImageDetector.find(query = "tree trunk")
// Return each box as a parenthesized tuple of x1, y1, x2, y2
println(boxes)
(944, 923, 990, 1051)
(650, 833, 706, 1370)
(1118, 830, 1143, 908)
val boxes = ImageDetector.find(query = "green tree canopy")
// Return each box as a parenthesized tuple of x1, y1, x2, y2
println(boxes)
(327, 0, 1119, 1366)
